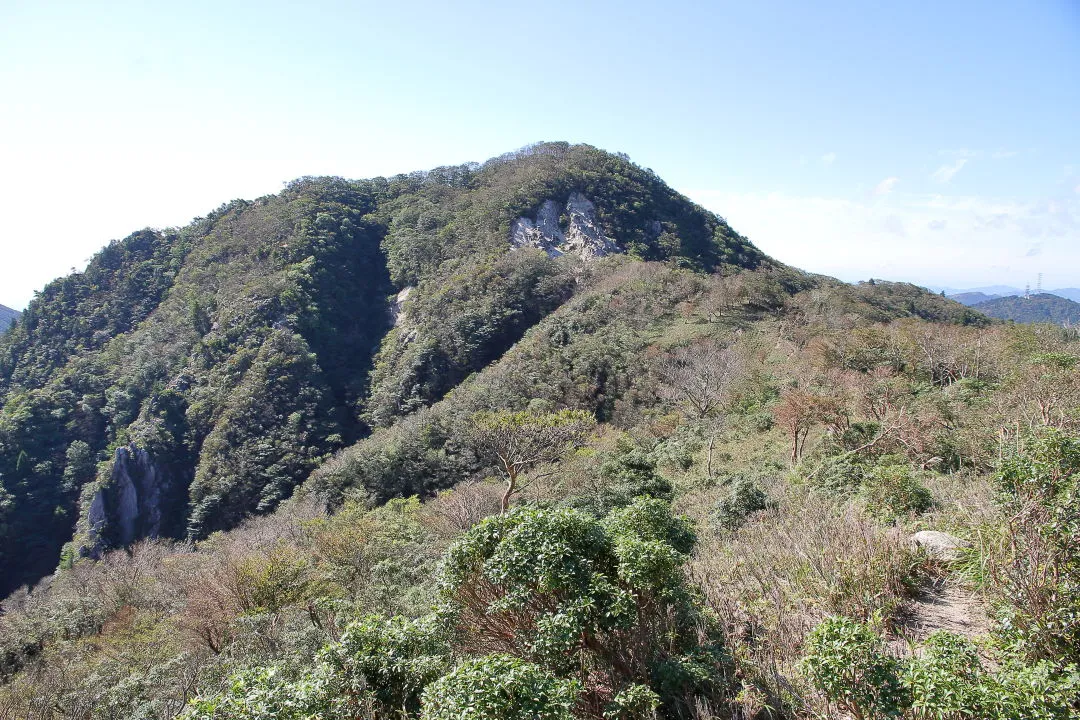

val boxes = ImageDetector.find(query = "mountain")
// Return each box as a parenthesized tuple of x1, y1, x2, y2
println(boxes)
(0, 143, 774, 595)
(948, 291, 1002, 306)
(973, 292, 1080, 325)
(937, 284, 1023, 297)
(1049, 287, 1080, 303)
(0, 304, 18, 332)
(6, 144, 1080, 720)
(941, 285, 1080, 306)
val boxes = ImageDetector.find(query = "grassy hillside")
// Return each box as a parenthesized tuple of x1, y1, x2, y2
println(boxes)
(2, 256, 1076, 719)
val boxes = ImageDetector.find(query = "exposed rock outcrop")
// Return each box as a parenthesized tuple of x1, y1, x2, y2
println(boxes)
(509, 193, 620, 259)
(82, 444, 169, 557)
(390, 286, 414, 327)
(910, 530, 970, 562)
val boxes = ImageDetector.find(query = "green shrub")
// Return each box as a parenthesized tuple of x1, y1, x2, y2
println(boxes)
(802, 620, 1080, 720)
(992, 430, 1080, 663)
(859, 463, 933, 521)
(185, 668, 312, 720)
(807, 452, 868, 495)
(420, 654, 579, 720)
(317, 613, 449, 716)
(712, 476, 771, 531)
(800, 616, 909, 719)
(438, 498, 727, 715)
(603, 683, 660, 720)
(589, 439, 674, 513)
(902, 632, 983, 718)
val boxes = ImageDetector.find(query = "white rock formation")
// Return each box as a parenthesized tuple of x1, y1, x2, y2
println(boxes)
(390, 286, 414, 327)
(509, 193, 619, 259)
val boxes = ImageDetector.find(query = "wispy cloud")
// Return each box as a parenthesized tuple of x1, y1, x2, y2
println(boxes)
(939, 149, 980, 159)
(932, 158, 968, 183)
(683, 187, 1080, 289)
(821, 152, 836, 166)
(874, 177, 900, 196)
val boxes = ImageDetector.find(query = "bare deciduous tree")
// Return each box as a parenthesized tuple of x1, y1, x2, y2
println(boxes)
(773, 387, 850, 464)
(654, 340, 746, 477)
(655, 341, 744, 419)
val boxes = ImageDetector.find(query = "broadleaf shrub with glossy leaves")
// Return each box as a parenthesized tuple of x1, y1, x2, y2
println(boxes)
(801, 618, 1080, 720)
(420, 654, 580, 720)
(437, 497, 729, 716)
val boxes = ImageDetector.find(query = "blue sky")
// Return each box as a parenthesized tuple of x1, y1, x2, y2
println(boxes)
(2, 0, 1079, 308)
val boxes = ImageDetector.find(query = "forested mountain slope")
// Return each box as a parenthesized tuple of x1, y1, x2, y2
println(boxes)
(8, 254, 1077, 720)
(974, 292, 1080, 325)
(0, 143, 766, 595)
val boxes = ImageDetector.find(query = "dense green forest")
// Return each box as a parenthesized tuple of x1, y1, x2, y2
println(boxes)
(2, 143, 1080, 719)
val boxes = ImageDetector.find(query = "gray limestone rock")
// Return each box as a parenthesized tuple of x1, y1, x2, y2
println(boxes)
(910, 530, 970, 562)
(509, 194, 620, 259)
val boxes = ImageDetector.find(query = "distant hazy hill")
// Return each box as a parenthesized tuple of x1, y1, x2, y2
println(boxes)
(949, 291, 1002, 306)
(0, 305, 19, 332)
(1050, 288, 1080, 303)
(973, 293, 1080, 325)
(940, 284, 1022, 297)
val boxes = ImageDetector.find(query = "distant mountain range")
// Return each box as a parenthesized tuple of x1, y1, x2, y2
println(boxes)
(949, 292, 1000, 306)
(972, 293, 1080, 326)
(942, 287, 1080, 307)
(0, 305, 19, 332)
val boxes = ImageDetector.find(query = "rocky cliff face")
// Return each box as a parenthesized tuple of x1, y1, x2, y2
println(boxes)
(509, 193, 621, 259)
(82, 445, 170, 557)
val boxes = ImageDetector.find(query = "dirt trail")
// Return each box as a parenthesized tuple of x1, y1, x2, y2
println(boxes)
(891, 583, 991, 652)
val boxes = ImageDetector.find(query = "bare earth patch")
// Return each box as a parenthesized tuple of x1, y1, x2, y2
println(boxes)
(891, 583, 991, 654)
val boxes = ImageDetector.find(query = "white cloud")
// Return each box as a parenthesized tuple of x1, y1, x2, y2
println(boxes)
(932, 158, 968, 183)
(872, 175, 898, 195)
(821, 152, 836, 166)
(1074, 183, 1080, 195)
(874, 177, 900, 196)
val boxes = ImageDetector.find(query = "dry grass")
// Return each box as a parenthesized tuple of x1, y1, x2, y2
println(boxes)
(689, 485, 924, 715)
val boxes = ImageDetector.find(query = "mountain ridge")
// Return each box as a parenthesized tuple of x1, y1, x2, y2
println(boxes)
(9, 145, 1080, 720)
(0, 142, 777, 594)
(973, 292, 1080, 325)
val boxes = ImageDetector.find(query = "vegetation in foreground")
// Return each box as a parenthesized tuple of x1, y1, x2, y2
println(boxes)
(1, 143, 1079, 718)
